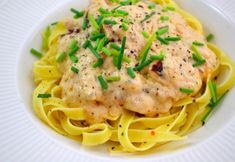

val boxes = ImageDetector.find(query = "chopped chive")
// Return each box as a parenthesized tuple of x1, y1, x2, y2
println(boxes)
(208, 80, 217, 103)
(102, 13, 126, 18)
(121, 23, 129, 31)
(160, 16, 169, 22)
(96, 15, 104, 25)
(56, 52, 66, 63)
(116, 9, 129, 16)
(99, 7, 110, 14)
(70, 8, 84, 19)
(71, 66, 79, 74)
(122, 18, 130, 24)
(142, 31, 149, 38)
(37, 94, 51, 98)
(165, 36, 181, 41)
(88, 14, 100, 30)
(162, 6, 175, 12)
(119, 1, 131, 5)
(51, 22, 58, 26)
(30, 48, 43, 58)
(102, 47, 112, 56)
(201, 91, 228, 124)
(140, 47, 150, 64)
(113, 56, 119, 67)
(68, 46, 79, 56)
(192, 41, 204, 46)
(90, 33, 105, 41)
(138, 33, 156, 60)
(106, 76, 121, 82)
(192, 60, 206, 67)
(98, 75, 108, 90)
(111, 49, 130, 63)
(156, 26, 169, 35)
(148, 3, 156, 9)
(97, 38, 106, 51)
(134, 59, 152, 71)
(141, 11, 156, 23)
(150, 51, 165, 61)
(157, 36, 169, 45)
(179, 88, 194, 94)
(206, 33, 214, 42)
(42, 26, 50, 51)
(127, 67, 136, 78)
(110, 43, 121, 51)
(82, 17, 89, 30)
(83, 40, 91, 49)
(103, 19, 117, 25)
(93, 58, 104, 68)
(69, 55, 79, 63)
(69, 40, 78, 49)
(88, 44, 102, 59)
(117, 36, 127, 70)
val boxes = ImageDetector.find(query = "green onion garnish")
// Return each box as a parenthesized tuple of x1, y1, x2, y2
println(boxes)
(111, 49, 131, 63)
(82, 17, 89, 30)
(206, 33, 214, 42)
(93, 58, 104, 68)
(30, 48, 43, 58)
(69, 55, 79, 63)
(98, 75, 108, 90)
(71, 66, 79, 74)
(208, 80, 217, 103)
(70, 8, 84, 19)
(56, 52, 66, 63)
(157, 36, 169, 45)
(160, 16, 169, 22)
(191, 45, 206, 67)
(165, 36, 181, 41)
(88, 14, 100, 31)
(141, 11, 156, 23)
(162, 6, 175, 12)
(127, 67, 136, 79)
(97, 38, 106, 51)
(179, 88, 194, 94)
(88, 44, 102, 59)
(37, 94, 51, 98)
(69, 40, 78, 49)
(117, 36, 127, 70)
(106, 76, 121, 82)
(103, 19, 117, 25)
(142, 31, 149, 38)
(90, 33, 105, 41)
(156, 26, 169, 35)
(83, 40, 91, 49)
(201, 91, 228, 124)
(42, 26, 50, 51)
(122, 18, 130, 24)
(113, 56, 118, 67)
(102, 47, 112, 56)
(96, 15, 104, 26)
(134, 59, 152, 71)
(148, 3, 156, 9)
(138, 33, 156, 59)
(192, 41, 204, 46)
(68, 46, 79, 56)
(121, 23, 129, 31)
(99, 7, 110, 14)
(116, 9, 129, 16)
(140, 47, 150, 64)
(150, 51, 165, 61)
(110, 43, 121, 51)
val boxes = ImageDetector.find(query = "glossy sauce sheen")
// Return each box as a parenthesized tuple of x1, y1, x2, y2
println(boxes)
(58, 0, 217, 124)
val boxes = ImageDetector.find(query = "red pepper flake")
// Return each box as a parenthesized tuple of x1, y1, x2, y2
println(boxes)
(150, 130, 156, 136)
(152, 61, 163, 75)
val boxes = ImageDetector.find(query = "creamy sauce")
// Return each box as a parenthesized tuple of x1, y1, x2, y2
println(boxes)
(58, 0, 217, 124)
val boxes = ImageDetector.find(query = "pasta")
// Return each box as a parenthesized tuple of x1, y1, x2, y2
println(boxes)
(32, 0, 235, 153)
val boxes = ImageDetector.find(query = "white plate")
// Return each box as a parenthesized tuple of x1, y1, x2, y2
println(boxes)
(1, 0, 235, 161)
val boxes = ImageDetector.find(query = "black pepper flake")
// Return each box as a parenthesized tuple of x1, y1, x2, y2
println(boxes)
(111, 147, 115, 150)
(119, 125, 122, 128)
(121, 132, 124, 136)
(214, 76, 218, 80)
(202, 121, 205, 126)
(193, 99, 196, 103)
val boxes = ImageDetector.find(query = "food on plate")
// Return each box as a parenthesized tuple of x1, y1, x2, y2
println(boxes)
(31, 0, 235, 153)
